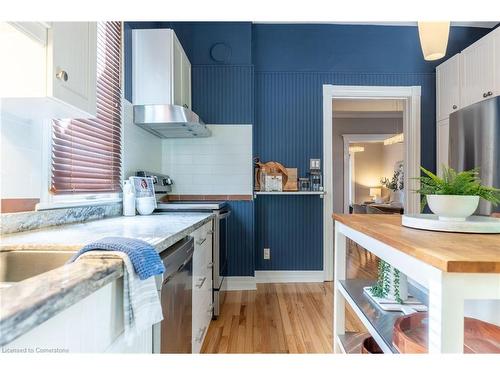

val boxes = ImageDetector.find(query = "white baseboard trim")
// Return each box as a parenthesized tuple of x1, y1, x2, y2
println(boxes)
(224, 271, 325, 291)
(224, 276, 257, 291)
(255, 270, 325, 283)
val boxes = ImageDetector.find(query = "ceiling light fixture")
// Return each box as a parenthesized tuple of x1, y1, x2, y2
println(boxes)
(418, 21, 450, 61)
(349, 146, 365, 153)
(384, 133, 404, 146)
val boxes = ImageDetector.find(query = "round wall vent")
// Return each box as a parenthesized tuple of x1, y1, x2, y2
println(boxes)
(210, 43, 232, 63)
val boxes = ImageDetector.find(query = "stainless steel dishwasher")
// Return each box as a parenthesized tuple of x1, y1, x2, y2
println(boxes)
(153, 236, 194, 353)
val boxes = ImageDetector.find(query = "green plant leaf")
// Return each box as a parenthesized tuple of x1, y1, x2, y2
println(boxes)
(414, 166, 500, 206)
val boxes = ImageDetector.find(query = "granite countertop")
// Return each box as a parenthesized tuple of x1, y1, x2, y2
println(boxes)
(0, 212, 214, 346)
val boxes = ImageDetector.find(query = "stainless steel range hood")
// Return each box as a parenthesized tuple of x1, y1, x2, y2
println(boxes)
(131, 28, 210, 138)
(133, 104, 210, 138)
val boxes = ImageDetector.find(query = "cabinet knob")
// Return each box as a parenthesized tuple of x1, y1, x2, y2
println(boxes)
(56, 70, 68, 82)
(183, 104, 188, 109)
(487, 91, 493, 97)
(452, 105, 457, 110)
(483, 92, 488, 98)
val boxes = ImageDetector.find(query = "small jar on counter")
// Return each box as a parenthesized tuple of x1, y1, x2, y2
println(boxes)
(298, 178, 310, 191)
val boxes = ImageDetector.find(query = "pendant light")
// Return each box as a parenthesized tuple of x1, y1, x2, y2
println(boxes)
(418, 21, 450, 61)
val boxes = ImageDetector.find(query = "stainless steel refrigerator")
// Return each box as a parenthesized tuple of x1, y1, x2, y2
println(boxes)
(449, 96, 500, 216)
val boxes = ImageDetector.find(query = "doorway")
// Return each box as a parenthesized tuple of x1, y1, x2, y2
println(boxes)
(343, 133, 404, 213)
(322, 85, 421, 281)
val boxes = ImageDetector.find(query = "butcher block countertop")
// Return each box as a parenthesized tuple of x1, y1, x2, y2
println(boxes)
(333, 214, 500, 273)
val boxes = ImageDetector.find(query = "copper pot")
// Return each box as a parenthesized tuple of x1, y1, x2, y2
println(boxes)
(361, 336, 383, 354)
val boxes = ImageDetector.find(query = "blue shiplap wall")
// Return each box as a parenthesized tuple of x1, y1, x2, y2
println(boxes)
(255, 195, 322, 270)
(192, 65, 254, 124)
(254, 71, 436, 174)
(253, 71, 435, 271)
(226, 201, 255, 276)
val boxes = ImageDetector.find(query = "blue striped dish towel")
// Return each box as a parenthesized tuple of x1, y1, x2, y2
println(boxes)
(76, 250, 164, 343)
(69, 237, 165, 279)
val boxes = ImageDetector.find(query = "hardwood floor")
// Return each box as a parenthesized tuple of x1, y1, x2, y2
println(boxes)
(201, 241, 378, 354)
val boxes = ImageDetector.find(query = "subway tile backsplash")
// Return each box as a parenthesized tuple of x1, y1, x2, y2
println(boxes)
(162, 125, 253, 195)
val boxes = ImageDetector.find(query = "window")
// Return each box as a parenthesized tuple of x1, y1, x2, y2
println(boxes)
(50, 22, 122, 196)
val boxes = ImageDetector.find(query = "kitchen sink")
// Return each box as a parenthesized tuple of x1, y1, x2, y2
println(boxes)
(0, 250, 77, 283)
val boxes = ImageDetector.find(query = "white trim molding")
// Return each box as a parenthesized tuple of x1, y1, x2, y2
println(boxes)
(255, 271, 324, 283)
(223, 271, 326, 291)
(323, 85, 422, 281)
(224, 277, 257, 291)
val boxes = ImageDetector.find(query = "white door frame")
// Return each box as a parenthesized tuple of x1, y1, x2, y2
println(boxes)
(342, 134, 394, 214)
(322, 85, 421, 281)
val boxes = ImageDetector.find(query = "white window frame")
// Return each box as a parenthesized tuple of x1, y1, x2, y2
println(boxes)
(36, 22, 124, 211)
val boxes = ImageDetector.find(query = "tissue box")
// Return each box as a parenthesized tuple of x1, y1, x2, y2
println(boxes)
(262, 173, 283, 192)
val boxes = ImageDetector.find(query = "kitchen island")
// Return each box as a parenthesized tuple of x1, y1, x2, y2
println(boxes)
(333, 214, 500, 354)
(0, 212, 214, 350)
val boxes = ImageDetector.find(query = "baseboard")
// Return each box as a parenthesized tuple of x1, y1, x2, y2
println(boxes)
(224, 271, 325, 291)
(224, 276, 257, 291)
(255, 270, 325, 283)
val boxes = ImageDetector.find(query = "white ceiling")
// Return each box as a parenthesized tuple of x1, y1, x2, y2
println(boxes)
(255, 21, 498, 28)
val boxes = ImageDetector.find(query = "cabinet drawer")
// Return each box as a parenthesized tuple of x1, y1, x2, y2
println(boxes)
(192, 278, 212, 354)
(192, 221, 213, 277)
(191, 220, 214, 353)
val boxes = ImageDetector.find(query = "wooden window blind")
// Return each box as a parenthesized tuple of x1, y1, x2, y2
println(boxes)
(51, 22, 122, 194)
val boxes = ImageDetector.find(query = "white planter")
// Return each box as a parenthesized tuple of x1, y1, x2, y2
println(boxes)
(391, 190, 404, 204)
(426, 194, 479, 221)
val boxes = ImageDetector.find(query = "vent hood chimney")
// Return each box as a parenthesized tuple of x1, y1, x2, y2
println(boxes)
(132, 28, 210, 138)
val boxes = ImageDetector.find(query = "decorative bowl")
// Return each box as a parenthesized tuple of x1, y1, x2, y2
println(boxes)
(426, 194, 479, 221)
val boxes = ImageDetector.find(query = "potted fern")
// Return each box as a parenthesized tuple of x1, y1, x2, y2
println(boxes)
(416, 166, 500, 221)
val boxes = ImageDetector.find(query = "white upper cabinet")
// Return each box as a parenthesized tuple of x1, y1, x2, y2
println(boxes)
(436, 54, 460, 121)
(459, 30, 496, 108)
(132, 29, 191, 109)
(0, 22, 97, 119)
(436, 28, 500, 174)
(436, 118, 450, 177)
(48, 23, 97, 117)
(180, 47, 192, 109)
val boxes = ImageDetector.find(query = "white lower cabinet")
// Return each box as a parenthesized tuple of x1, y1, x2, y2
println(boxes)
(191, 220, 214, 354)
(436, 118, 450, 177)
(1, 278, 152, 353)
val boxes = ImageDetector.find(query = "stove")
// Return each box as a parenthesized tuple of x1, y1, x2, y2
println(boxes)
(156, 201, 228, 211)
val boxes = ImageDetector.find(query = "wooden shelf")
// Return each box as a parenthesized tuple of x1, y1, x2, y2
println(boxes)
(337, 279, 428, 354)
(253, 191, 325, 196)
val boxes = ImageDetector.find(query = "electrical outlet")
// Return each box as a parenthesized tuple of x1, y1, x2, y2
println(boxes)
(263, 248, 271, 260)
